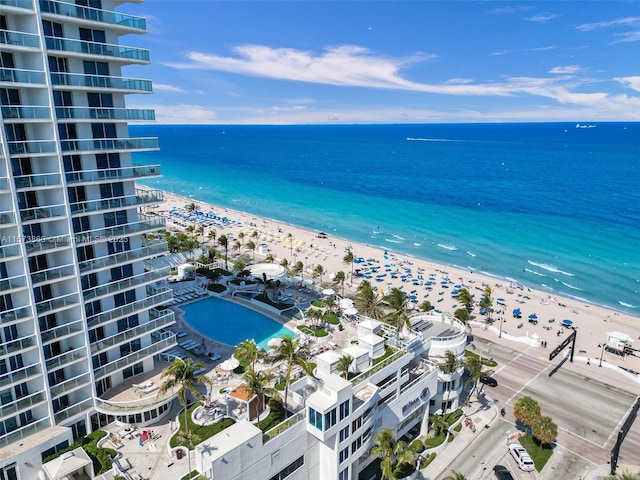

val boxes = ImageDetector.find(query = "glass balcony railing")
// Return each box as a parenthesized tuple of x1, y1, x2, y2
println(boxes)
(0, 243, 22, 260)
(0, 364, 41, 389)
(0, 210, 16, 225)
(1, 105, 51, 120)
(50, 72, 152, 92)
(45, 346, 86, 371)
(41, 321, 84, 344)
(78, 239, 167, 274)
(70, 189, 163, 215)
(0, 391, 46, 418)
(56, 106, 155, 122)
(40, 0, 146, 31)
(14, 172, 61, 189)
(0, 67, 45, 84)
(90, 309, 174, 354)
(36, 292, 79, 315)
(20, 203, 67, 222)
(45, 36, 149, 62)
(86, 288, 172, 329)
(31, 263, 76, 285)
(1, 0, 34, 9)
(25, 236, 72, 255)
(60, 137, 158, 153)
(0, 335, 36, 356)
(75, 216, 165, 245)
(50, 372, 91, 398)
(8, 140, 57, 155)
(0, 306, 32, 324)
(93, 336, 175, 380)
(54, 397, 94, 423)
(0, 177, 9, 191)
(0, 274, 27, 292)
(0, 30, 40, 48)
(0, 417, 51, 449)
(83, 268, 168, 302)
(65, 163, 161, 184)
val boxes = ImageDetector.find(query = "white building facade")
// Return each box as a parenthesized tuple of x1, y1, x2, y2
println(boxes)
(0, 1, 175, 477)
(195, 312, 467, 480)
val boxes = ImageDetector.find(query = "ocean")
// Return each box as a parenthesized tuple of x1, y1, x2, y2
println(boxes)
(131, 123, 640, 315)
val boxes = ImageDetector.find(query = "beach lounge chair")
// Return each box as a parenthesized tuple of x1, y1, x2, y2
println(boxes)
(132, 381, 154, 390)
(210, 354, 221, 362)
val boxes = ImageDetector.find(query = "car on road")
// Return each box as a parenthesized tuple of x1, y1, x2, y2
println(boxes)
(508, 443, 535, 471)
(493, 464, 515, 480)
(480, 376, 498, 387)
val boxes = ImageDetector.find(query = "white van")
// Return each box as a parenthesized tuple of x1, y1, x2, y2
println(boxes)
(508, 443, 535, 472)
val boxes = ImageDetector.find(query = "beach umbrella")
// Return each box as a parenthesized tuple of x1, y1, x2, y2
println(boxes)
(344, 307, 358, 316)
(322, 288, 335, 296)
(441, 281, 449, 285)
(512, 308, 521, 316)
(218, 358, 240, 371)
(267, 338, 282, 349)
(339, 298, 354, 308)
(528, 313, 538, 320)
(562, 319, 573, 326)
(302, 279, 313, 286)
(497, 297, 505, 302)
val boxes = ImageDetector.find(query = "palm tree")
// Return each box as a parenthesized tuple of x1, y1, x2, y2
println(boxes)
(242, 367, 275, 426)
(237, 231, 245, 243)
(280, 258, 289, 271)
(419, 300, 432, 312)
(333, 270, 346, 296)
(394, 439, 416, 474)
(464, 353, 487, 395)
(430, 414, 448, 436)
(322, 296, 336, 314)
(313, 264, 325, 284)
(265, 253, 275, 263)
(287, 232, 293, 257)
(246, 240, 256, 261)
(480, 285, 494, 321)
(272, 335, 314, 417)
(343, 250, 356, 279)
(206, 228, 217, 245)
(292, 261, 304, 280)
(355, 280, 384, 319)
(251, 230, 259, 241)
(235, 339, 263, 371)
(532, 415, 557, 450)
(185, 202, 198, 213)
(336, 354, 354, 379)
(454, 308, 471, 332)
(443, 471, 467, 480)
(195, 225, 204, 246)
(513, 395, 541, 435)
(305, 307, 324, 328)
(454, 288, 474, 312)
(217, 234, 229, 270)
(372, 428, 397, 480)
(439, 350, 459, 374)
(383, 287, 411, 344)
(232, 240, 242, 255)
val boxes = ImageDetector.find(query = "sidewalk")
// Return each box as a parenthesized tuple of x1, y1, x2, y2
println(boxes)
(582, 464, 640, 480)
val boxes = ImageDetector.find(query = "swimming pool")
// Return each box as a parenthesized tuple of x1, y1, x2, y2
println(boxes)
(179, 296, 295, 349)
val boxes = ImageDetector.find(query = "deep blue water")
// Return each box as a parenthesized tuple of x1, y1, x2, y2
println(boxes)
(132, 123, 640, 315)
(180, 297, 294, 348)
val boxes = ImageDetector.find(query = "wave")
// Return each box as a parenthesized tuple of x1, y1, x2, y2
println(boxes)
(467, 251, 476, 257)
(525, 268, 546, 277)
(437, 244, 457, 251)
(561, 282, 583, 291)
(385, 238, 404, 244)
(392, 234, 405, 241)
(618, 301, 637, 309)
(414, 243, 422, 247)
(406, 137, 463, 142)
(527, 260, 575, 277)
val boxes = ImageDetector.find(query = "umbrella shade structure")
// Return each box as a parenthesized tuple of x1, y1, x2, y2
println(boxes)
(267, 337, 283, 349)
(339, 298, 354, 309)
(218, 358, 240, 371)
(290, 276, 302, 283)
(513, 308, 522, 317)
(497, 297, 505, 302)
(302, 279, 314, 286)
(343, 307, 358, 316)
(562, 319, 573, 326)
(528, 313, 538, 319)
(322, 288, 335, 296)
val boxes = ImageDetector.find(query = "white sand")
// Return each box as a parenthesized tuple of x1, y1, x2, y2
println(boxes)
(144, 187, 640, 374)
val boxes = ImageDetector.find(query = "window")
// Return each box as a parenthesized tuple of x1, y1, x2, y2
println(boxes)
(11, 157, 32, 176)
(92, 352, 107, 369)
(117, 315, 138, 332)
(83, 60, 109, 76)
(338, 467, 349, 480)
(0, 52, 14, 68)
(100, 182, 124, 199)
(42, 20, 63, 37)
(96, 152, 120, 169)
(85, 299, 101, 317)
(72, 215, 90, 233)
(48, 369, 65, 385)
(53, 90, 73, 107)
(63, 155, 82, 173)
(91, 122, 117, 139)
(110, 264, 133, 281)
(79, 28, 106, 43)
(270, 450, 280, 466)
(339, 425, 349, 442)
(351, 436, 362, 454)
(80, 272, 98, 290)
(39, 314, 57, 332)
(108, 239, 129, 254)
(0, 463, 18, 480)
(122, 362, 143, 379)
(308, 407, 322, 430)
(324, 408, 337, 429)
(0, 88, 20, 106)
(48, 56, 68, 73)
(268, 456, 304, 480)
(29, 254, 48, 273)
(104, 210, 127, 227)
(88, 92, 113, 108)
(114, 290, 136, 307)
(58, 123, 78, 141)
(339, 400, 350, 420)
(339, 446, 349, 463)
(76, 244, 94, 263)
(88, 326, 104, 343)
(351, 416, 362, 432)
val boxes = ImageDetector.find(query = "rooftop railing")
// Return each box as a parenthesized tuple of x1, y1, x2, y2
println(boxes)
(263, 411, 306, 443)
(65, 163, 161, 184)
(60, 137, 158, 153)
(351, 349, 407, 386)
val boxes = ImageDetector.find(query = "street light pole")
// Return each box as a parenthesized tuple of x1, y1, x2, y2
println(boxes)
(499, 316, 504, 338)
(598, 343, 605, 367)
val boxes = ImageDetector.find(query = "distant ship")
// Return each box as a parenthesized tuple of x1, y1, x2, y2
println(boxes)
(576, 123, 597, 129)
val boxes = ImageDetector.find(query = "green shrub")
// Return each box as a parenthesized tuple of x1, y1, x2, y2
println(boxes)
(420, 452, 436, 468)
(410, 439, 425, 453)
(325, 313, 340, 325)
(444, 408, 464, 426)
(207, 283, 226, 293)
(454, 423, 462, 432)
(170, 403, 236, 448)
(394, 462, 415, 479)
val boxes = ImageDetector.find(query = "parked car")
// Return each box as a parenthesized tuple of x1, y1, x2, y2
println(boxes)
(493, 464, 515, 480)
(508, 443, 535, 471)
(480, 376, 498, 387)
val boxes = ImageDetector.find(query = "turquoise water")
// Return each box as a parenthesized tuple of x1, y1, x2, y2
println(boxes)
(179, 297, 294, 348)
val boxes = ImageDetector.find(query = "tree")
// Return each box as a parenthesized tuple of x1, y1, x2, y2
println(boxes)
(333, 270, 346, 296)
(430, 415, 448, 436)
(292, 261, 304, 280)
(280, 258, 289, 270)
(513, 396, 541, 435)
(246, 240, 256, 261)
(235, 339, 263, 371)
(418, 300, 432, 312)
(185, 202, 198, 213)
(532, 415, 557, 450)
(265, 253, 275, 263)
(207, 228, 217, 245)
(287, 232, 293, 257)
(443, 471, 467, 480)
(454, 308, 471, 332)
(336, 354, 354, 379)
(272, 335, 314, 417)
(232, 240, 242, 255)
(454, 288, 474, 312)
(237, 231, 245, 243)
(313, 264, 325, 284)
(217, 234, 229, 270)
(343, 250, 356, 279)
(372, 428, 397, 480)
(242, 367, 275, 426)
(464, 353, 487, 395)
(439, 350, 459, 374)
(305, 307, 324, 328)
(479, 285, 494, 321)
(355, 280, 384, 319)
(383, 287, 411, 344)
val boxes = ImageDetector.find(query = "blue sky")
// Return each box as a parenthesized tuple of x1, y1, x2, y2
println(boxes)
(120, 1, 640, 124)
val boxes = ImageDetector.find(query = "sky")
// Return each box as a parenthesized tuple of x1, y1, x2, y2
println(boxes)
(119, 1, 640, 124)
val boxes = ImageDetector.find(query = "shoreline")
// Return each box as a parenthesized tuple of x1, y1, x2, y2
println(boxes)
(142, 186, 640, 373)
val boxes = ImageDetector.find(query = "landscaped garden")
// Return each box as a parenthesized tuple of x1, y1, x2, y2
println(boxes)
(170, 402, 236, 448)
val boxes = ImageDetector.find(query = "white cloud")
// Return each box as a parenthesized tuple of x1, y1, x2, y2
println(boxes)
(138, 104, 217, 124)
(490, 45, 556, 56)
(615, 76, 640, 92)
(524, 14, 558, 23)
(445, 78, 474, 84)
(153, 83, 184, 92)
(611, 30, 640, 43)
(549, 65, 582, 75)
(576, 16, 640, 31)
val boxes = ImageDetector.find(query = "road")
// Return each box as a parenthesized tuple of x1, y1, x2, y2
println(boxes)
(439, 336, 640, 479)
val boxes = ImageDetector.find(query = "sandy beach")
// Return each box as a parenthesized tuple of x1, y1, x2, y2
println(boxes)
(143, 187, 640, 376)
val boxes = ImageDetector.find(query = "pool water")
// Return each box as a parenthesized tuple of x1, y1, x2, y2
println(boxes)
(179, 297, 295, 349)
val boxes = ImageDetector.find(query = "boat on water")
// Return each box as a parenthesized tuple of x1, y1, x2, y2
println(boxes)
(576, 123, 597, 129)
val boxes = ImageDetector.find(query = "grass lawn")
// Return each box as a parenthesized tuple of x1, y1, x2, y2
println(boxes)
(424, 432, 447, 448)
(325, 313, 340, 325)
(372, 347, 395, 366)
(519, 434, 553, 471)
(298, 325, 328, 337)
(170, 402, 235, 448)
(444, 409, 463, 426)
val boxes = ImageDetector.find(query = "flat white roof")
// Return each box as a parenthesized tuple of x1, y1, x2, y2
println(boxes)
(342, 345, 369, 358)
(359, 333, 385, 346)
(199, 421, 261, 463)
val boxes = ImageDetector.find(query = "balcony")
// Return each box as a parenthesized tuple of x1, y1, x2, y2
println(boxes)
(50, 372, 91, 398)
(86, 287, 172, 329)
(90, 309, 174, 354)
(0, 177, 8, 191)
(0, 417, 51, 449)
(65, 163, 161, 184)
(8, 140, 57, 156)
(50, 72, 152, 93)
(93, 335, 176, 380)
(0, 273, 27, 293)
(75, 215, 165, 245)
(0, 305, 32, 324)
(0, 210, 16, 225)
(70, 189, 163, 215)
(25, 236, 73, 255)
(0, 364, 41, 389)
(56, 106, 155, 122)
(41, 321, 84, 343)
(0, 390, 46, 418)
(1, 105, 51, 121)
(54, 397, 94, 424)
(0, 243, 22, 261)
(14, 172, 61, 189)
(83, 268, 168, 302)
(0, 30, 40, 49)
(40, 0, 147, 33)
(45, 345, 86, 370)
(45, 36, 149, 63)
(78, 239, 167, 274)
(0, 67, 46, 85)
(0, 335, 36, 356)
(36, 292, 79, 315)
(31, 263, 76, 285)
(20, 203, 67, 222)
(1, 0, 34, 9)
(60, 137, 159, 154)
